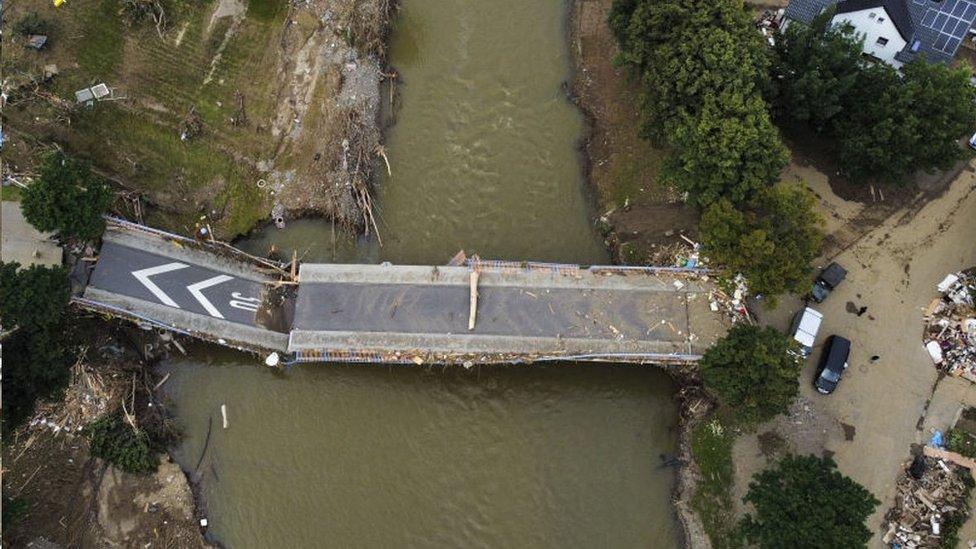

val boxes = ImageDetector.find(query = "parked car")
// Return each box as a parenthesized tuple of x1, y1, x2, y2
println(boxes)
(789, 307, 823, 357)
(811, 262, 847, 303)
(814, 335, 851, 395)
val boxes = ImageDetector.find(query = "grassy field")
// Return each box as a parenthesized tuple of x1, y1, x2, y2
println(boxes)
(3, 0, 289, 237)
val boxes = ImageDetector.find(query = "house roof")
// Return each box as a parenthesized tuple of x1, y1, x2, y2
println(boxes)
(783, 0, 976, 65)
(835, 0, 915, 41)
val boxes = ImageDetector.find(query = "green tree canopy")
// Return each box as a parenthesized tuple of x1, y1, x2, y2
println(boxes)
(21, 152, 112, 241)
(741, 454, 880, 548)
(700, 183, 823, 300)
(835, 59, 976, 182)
(698, 324, 801, 425)
(610, 0, 772, 141)
(769, 9, 864, 131)
(663, 93, 789, 206)
(1, 262, 74, 430)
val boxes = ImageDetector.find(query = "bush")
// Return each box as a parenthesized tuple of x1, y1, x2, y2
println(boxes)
(85, 412, 159, 474)
(14, 12, 48, 36)
(698, 324, 801, 425)
(21, 152, 113, 241)
(947, 428, 976, 458)
(741, 454, 880, 548)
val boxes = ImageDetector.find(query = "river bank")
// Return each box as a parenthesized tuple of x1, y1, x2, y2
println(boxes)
(568, 1, 713, 547)
(1, 0, 394, 239)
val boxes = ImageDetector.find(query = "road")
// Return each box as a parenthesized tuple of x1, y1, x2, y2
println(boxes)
(729, 165, 976, 545)
(88, 240, 265, 326)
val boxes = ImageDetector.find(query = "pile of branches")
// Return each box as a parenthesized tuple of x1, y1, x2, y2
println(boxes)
(119, 0, 167, 38)
(343, 0, 399, 58)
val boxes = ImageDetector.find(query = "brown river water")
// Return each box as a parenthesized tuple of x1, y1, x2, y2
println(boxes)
(162, 0, 681, 546)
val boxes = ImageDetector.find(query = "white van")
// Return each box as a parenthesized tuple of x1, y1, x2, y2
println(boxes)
(790, 307, 823, 357)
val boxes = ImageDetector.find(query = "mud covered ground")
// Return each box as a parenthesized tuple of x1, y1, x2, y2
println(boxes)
(3, 431, 204, 548)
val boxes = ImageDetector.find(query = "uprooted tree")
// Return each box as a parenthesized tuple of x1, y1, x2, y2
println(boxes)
(698, 324, 801, 425)
(741, 454, 880, 548)
(21, 151, 113, 241)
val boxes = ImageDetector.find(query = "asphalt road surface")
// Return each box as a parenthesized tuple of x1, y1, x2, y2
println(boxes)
(89, 240, 264, 326)
(294, 282, 689, 343)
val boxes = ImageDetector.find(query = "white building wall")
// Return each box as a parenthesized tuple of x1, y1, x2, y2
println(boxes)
(832, 7, 908, 68)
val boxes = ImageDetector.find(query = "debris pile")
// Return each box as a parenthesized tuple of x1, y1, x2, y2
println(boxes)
(28, 348, 126, 436)
(882, 454, 974, 548)
(923, 269, 976, 381)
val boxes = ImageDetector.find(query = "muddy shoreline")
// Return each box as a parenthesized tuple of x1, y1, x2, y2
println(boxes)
(566, 1, 710, 547)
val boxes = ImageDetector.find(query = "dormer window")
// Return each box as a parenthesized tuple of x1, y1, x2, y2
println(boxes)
(877, 36, 889, 46)
(878, 17, 886, 22)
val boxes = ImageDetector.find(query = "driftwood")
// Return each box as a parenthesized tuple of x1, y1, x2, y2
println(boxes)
(468, 271, 479, 330)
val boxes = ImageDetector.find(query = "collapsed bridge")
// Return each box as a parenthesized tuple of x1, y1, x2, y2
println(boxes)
(74, 219, 728, 365)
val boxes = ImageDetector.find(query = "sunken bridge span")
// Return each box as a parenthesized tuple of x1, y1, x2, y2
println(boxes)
(73, 219, 729, 365)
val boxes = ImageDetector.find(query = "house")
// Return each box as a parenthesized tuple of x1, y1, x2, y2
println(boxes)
(782, 0, 976, 68)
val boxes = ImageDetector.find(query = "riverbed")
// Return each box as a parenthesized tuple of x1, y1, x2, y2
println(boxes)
(163, 0, 682, 545)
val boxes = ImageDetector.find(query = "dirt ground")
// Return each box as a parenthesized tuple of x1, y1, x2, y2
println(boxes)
(3, 433, 204, 548)
(569, 0, 699, 265)
(1, 0, 391, 239)
(729, 161, 976, 546)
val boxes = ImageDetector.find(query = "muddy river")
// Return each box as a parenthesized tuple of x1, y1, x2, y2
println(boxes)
(163, 0, 681, 546)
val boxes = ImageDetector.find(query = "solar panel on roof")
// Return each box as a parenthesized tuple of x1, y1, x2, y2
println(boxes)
(945, 36, 961, 51)
(954, 2, 967, 16)
(923, 9, 937, 25)
(934, 33, 950, 49)
(965, 4, 976, 20)
(954, 19, 969, 36)
(935, 12, 949, 28)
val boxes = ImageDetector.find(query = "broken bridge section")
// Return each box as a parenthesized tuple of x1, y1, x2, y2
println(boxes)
(76, 219, 291, 353)
(289, 262, 726, 364)
(76, 219, 728, 364)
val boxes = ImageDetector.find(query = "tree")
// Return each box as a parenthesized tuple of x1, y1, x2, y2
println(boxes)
(835, 60, 976, 182)
(699, 183, 823, 301)
(698, 324, 801, 425)
(0, 262, 74, 430)
(21, 152, 112, 241)
(662, 93, 789, 206)
(610, 0, 772, 141)
(769, 9, 865, 131)
(740, 454, 880, 548)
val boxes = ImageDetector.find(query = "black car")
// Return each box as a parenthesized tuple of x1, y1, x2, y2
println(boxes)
(815, 335, 851, 395)
(811, 262, 847, 303)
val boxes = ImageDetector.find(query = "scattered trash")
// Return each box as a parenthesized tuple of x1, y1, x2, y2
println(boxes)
(882, 454, 974, 548)
(931, 430, 945, 449)
(221, 404, 228, 430)
(26, 34, 48, 50)
(74, 83, 111, 106)
(265, 352, 280, 367)
(923, 269, 975, 381)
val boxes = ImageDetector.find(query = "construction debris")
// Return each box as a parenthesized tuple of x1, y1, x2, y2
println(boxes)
(882, 454, 974, 548)
(923, 269, 976, 381)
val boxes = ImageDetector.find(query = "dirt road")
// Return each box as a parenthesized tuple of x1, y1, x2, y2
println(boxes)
(732, 163, 976, 545)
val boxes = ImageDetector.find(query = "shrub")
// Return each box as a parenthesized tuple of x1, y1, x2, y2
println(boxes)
(14, 12, 48, 36)
(85, 412, 159, 474)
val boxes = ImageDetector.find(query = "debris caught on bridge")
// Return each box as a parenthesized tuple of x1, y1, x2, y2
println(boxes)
(923, 269, 975, 381)
(469, 270, 479, 330)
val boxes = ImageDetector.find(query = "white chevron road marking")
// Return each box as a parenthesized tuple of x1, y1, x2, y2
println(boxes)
(132, 263, 189, 307)
(187, 274, 234, 319)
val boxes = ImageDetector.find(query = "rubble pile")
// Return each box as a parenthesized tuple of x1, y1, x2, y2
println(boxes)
(923, 269, 976, 381)
(882, 455, 974, 548)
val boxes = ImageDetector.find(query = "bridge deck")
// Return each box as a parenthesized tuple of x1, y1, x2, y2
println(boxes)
(79, 219, 727, 364)
(289, 264, 725, 363)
